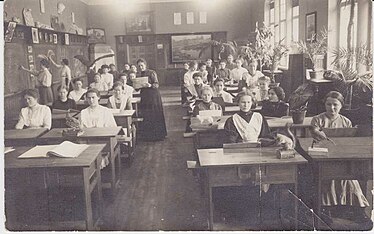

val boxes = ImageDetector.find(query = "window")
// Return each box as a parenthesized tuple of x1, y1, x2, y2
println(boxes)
(279, 0, 286, 41)
(291, 0, 299, 42)
(339, 0, 358, 49)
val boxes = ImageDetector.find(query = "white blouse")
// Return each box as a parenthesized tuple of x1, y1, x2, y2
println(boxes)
(230, 67, 248, 82)
(80, 105, 117, 128)
(15, 104, 52, 130)
(101, 73, 114, 89)
(68, 89, 87, 102)
(213, 91, 233, 103)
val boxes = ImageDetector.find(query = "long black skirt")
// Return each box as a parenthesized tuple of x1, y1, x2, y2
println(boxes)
(138, 88, 167, 141)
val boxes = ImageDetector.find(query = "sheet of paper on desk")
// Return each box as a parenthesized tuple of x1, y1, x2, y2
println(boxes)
(18, 145, 57, 158)
(4, 147, 15, 154)
(131, 76, 149, 89)
(198, 110, 222, 117)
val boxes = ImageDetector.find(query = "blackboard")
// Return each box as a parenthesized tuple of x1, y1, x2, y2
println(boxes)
(32, 44, 59, 83)
(4, 43, 30, 95)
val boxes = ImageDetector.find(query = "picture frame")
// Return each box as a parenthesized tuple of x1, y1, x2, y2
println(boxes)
(125, 12, 153, 34)
(306, 12, 317, 43)
(64, 34, 69, 45)
(87, 28, 106, 44)
(53, 34, 57, 44)
(4, 22, 17, 43)
(171, 33, 212, 63)
(27, 46, 33, 53)
(31, 27, 39, 44)
(28, 55, 34, 63)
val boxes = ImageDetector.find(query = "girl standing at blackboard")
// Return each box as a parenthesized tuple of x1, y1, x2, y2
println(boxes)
(49, 55, 72, 91)
(20, 59, 53, 106)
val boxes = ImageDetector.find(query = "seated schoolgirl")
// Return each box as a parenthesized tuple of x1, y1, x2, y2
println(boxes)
(107, 81, 132, 111)
(192, 86, 222, 116)
(261, 86, 289, 117)
(15, 89, 52, 130)
(193, 72, 208, 99)
(68, 78, 87, 102)
(309, 91, 369, 221)
(212, 78, 233, 103)
(52, 85, 77, 110)
(224, 91, 273, 143)
(118, 73, 135, 97)
(257, 76, 271, 102)
(89, 73, 109, 91)
(79, 88, 117, 128)
(198, 62, 209, 84)
(216, 59, 231, 83)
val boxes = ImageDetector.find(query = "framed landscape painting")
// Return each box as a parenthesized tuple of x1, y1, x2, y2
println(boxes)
(171, 33, 212, 63)
(126, 12, 153, 34)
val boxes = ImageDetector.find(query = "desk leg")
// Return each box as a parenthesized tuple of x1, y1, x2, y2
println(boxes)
(96, 156, 103, 227)
(83, 167, 94, 230)
(315, 163, 322, 230)
(208, 186, 214, 230)
(294, 168, 299, 230)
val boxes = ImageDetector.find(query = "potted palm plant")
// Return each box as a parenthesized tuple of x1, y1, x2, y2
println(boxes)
(296, 28, 328, 80)
(288, 84, 315, 124)
(266, 38, 289, 84)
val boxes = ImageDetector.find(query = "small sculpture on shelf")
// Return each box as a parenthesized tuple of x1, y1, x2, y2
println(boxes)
(275, 123, 296, 159)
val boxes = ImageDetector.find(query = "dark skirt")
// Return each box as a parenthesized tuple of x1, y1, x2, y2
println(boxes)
(138, 87, 167, 141)
(38, 86, 53, 105)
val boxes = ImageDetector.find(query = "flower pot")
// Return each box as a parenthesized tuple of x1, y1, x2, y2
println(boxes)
(291, 110, 306, 124)
(309, 70, 324, 80)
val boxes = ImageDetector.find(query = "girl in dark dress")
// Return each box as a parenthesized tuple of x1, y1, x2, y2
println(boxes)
(261, 86, 289, 117)
(136, 58, 167, 141)
(52, 85, 77, 110)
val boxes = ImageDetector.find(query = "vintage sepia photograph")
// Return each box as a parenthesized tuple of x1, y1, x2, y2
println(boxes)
(2, 0, 373, 233)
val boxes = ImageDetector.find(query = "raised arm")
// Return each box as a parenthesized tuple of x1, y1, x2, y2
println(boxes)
(48, 55, 63, 68)
(19, 65, 39, 76)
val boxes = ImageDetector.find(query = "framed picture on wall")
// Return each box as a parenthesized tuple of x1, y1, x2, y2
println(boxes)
(171, 33, 212, 63)
(64, 34, 70, 45)
(87, 28, 106, 44)
(125, 12, 153, 34)
(31, 27, 39, 44)
(306, 12, 317, 43)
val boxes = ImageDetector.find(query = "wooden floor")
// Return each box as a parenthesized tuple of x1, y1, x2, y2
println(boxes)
(100, 86, 373, 231)
(101, 87, 207, 231)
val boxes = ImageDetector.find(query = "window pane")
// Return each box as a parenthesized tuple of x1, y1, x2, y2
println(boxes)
(280, 21, 286, 41)
(270, 8, 275, 23)
(339, 2, 357, 48)
(280, 0, 286, 20)
(292, 6, 299, 17)
(292, 18, 299, 41)
(274, 25, 279, 42)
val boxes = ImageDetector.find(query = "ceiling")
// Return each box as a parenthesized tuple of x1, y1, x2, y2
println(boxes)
(80, 0, 196, 5)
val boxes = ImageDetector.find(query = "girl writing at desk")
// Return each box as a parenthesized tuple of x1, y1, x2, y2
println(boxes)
(309, 91, 369, 221)
(107, 81, 132, 111)
(261, 86, 289, 117)
(79, 88, 117, 128)
(15, 89, 51, 130)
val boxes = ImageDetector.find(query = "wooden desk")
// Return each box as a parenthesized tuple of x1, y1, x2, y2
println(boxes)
(38, 127, 122, 194)
(76, 99, 108, 110)
(131, 97, 141, 117)
(223, 105, 262, 115)
(51, 111, 80, 128)
(198, 147, 307, 230)
(299, 137, 373, 230)
(111, 109, 136, 150)
(5, 144, 105, 230)
(5, 128, 49, 147)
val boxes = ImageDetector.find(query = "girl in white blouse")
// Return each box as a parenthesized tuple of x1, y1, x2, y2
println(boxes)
(79, 88, 117, 128)
(15, 89, 52, 130)
(68, 78, 87, 102)
(107, 81, 132, 111)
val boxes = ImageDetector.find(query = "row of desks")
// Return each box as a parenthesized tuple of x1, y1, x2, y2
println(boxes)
(4, 109, 138, 231)
(195, 137, 373, 230)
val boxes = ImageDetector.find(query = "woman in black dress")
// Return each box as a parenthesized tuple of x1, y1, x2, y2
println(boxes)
(136, 58, 167, 141)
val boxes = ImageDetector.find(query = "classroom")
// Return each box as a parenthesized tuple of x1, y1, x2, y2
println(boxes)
(2, 0, 373, 232)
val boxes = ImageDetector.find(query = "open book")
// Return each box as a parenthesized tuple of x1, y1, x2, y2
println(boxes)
(18, 141, 89, 159)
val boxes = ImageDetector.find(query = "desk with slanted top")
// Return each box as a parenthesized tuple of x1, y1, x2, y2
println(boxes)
(197, 147, 307, 230)
(299, 137, 373, 230)
(76, 99, 108, 110)
(38, 127, 122, 195)
(5, 144, 105, 231)
(5, 128, 49, 147)
(111, 109, 136, 157)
